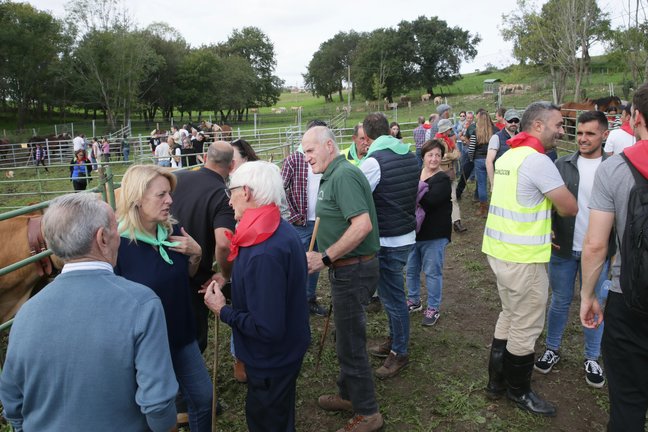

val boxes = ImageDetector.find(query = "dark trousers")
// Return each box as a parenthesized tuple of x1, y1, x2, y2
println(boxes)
(72, 179, 87, 191)
(246, 367, 301, 432)
(456, 160, 474, 200)
(602, 291, 648, 431)
(329, 258, 380, 415)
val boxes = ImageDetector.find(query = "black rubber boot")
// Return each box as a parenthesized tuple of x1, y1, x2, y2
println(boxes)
(485, 338, 507, 399)
(504, 350, 557, 417)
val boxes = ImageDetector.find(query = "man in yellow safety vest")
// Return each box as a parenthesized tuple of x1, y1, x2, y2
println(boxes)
(482, 101, 577, 417)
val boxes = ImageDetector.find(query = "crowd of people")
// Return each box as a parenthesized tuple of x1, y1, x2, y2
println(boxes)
(1, 84, 648, 432)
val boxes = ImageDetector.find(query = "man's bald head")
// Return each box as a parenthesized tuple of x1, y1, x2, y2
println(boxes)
(206, 141, 234, 169)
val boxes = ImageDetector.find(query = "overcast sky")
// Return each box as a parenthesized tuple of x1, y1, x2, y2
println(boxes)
(26, 0, 631, 87)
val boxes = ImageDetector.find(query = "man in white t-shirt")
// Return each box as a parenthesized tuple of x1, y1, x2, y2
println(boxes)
(604, 104, 635, 155)
(534, 111, 614, 390)
(72, 133, 86, 153)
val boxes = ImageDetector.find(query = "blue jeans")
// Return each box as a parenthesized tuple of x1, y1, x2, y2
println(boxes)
(159, 160, 171, 167)
(473, 158, 488, 203)
(172, 341, 213, 432)
(293, 221, 319, 301)
(122, 148, 130, 162)
(377, 244, 413, 356)
(406, 238, 449, 310)
(329, 258, 379, 415)
(546, 251, 610, 360)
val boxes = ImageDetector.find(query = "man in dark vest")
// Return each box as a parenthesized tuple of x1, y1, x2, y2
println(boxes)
(486, 109, 520, 187)
(360, 112, 419, 379)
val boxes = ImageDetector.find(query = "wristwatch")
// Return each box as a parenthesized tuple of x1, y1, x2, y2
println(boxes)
(321, 251, 332, 267)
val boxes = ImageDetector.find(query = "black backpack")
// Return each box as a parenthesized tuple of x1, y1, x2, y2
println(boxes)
(619, 153, 648, 317)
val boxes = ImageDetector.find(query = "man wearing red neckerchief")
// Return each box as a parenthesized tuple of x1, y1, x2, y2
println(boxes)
(581, 82, 648, 431)
(482, 102, 577, 417)
(204, 161, 310, 432)
(604, 104, 636, 156)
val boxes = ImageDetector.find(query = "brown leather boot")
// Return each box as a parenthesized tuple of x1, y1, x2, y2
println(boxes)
(476, 202, 489, 218)
(234, 357, 247, 383)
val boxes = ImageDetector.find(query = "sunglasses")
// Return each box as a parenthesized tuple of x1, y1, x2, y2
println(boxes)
(508, 119, 520, 124)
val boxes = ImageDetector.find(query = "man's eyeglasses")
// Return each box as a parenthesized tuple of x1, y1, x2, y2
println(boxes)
(224, 185, 244, 199)
(508, 119, 520, 124)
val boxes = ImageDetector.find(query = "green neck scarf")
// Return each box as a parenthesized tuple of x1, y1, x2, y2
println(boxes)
(363, 135, 410, 162)
(119, 221, 179, 265)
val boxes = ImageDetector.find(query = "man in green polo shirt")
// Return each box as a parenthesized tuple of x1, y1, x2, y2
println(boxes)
(303, 126, 383, 432)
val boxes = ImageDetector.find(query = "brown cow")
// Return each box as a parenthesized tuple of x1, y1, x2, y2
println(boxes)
(0, 215, 60, 324)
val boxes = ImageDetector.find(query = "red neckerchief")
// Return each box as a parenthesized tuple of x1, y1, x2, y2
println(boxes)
(506, 132, 545, 154)
(621, 121, 634, 136)
(434, 132, 455, 151)
(226, 204, 280, 261)
(621, 140, 648, 178)
(495, 122, 506, 130)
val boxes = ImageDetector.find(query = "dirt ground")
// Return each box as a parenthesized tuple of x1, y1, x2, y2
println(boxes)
(206, 184, 610, 432)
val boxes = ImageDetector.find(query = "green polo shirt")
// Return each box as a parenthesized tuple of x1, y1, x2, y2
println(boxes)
(316, 155, 380, 259)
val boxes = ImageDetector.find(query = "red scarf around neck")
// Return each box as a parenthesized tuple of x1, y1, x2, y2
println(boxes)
(434, 132, 456, 151)
(226, 204, 280, 261)
(506, 132, 545, 154)
(620, 120, 634, 136)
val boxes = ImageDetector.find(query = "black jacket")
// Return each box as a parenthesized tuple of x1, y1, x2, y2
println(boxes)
(552, 151, 616, 259)
(416, 171, 452, 242)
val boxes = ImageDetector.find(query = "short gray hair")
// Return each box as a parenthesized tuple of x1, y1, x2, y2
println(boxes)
(304, 126, 339, 151)
(520, 101, 561, 132)
(43, 193, 112, 260)
(229, 161, 284, 207)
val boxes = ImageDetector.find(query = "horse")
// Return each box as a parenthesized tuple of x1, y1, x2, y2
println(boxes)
(0, 138, 12, 160)
(560, 96, 623, 138)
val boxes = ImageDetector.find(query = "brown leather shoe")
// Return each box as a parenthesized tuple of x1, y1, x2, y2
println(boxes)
(368, 337, 391, 358)
(375, 351, 409, 379)
(234, 358, 247, 383)
(335, 413, 384, 432)
(317, 394, 353, 412)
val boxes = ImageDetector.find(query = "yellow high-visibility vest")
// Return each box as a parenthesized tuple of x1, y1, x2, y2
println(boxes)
(482, 146, 552, 263)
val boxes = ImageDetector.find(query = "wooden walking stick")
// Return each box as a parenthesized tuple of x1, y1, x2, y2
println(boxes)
(211, 311, 219, 432)
(308, 217, 332, 373)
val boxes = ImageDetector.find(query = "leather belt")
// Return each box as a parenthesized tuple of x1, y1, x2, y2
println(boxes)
(330, 254, 375, 269)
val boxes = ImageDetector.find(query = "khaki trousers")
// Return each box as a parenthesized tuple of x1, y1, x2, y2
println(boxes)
(488, 256, 548, 356)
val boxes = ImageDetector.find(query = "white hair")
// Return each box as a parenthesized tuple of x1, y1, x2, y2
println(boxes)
(229, 161, 284, 207)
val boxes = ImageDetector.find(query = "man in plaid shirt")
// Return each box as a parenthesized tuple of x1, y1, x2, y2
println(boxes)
(282, 143, 327, 317)
(412, 116, 427, 168)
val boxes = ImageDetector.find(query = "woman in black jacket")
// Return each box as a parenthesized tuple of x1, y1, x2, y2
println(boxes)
(406, 139, 452, 327)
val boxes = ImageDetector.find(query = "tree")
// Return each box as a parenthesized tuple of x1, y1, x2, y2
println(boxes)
(220, 27, 283, 108)
(139, 23, 188, 122)
(303, 31, 361, 102)
(66, 0, 160, 129)
(399, 16, 480, 95)
(0, 2, 66, 127)
(501, 0, 610, 103)
(352, 28, 415, 101)
(609, 0, 648, 86)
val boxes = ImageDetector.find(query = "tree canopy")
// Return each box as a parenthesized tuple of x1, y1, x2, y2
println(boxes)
(0, 0, 283, 128)
(500, 0, 610, 103)
(304, 16, 479, 102)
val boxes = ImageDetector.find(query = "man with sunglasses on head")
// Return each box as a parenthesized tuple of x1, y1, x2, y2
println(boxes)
(486, 109, 520, 187)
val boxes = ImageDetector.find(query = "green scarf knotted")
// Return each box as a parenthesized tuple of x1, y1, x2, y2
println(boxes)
(119, 222, 179, 265)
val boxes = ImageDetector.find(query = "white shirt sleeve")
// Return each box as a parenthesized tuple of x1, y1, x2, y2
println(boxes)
(359, 157, 381, 192)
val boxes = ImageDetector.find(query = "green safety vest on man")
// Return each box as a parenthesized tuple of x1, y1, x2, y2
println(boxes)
(482, 146, 552, 263)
